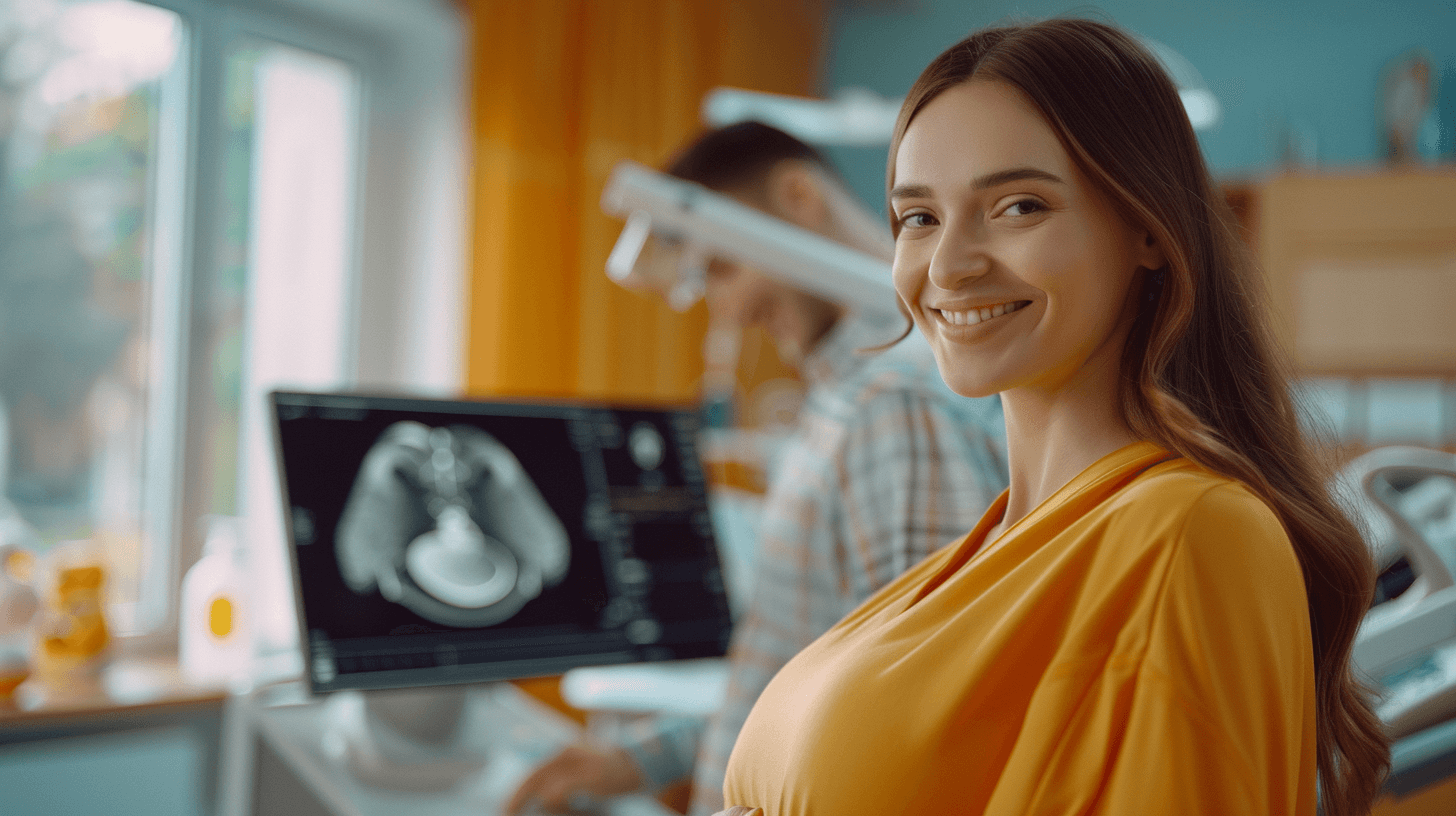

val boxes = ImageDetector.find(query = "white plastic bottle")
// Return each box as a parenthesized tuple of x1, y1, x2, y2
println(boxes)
(180, 516, 252, 688)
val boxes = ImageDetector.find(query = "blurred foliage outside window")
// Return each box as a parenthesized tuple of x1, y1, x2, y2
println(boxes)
(0, 0, 181, 612)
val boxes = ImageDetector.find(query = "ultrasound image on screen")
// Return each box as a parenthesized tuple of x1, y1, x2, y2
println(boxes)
(335, 422, 571, 628)
(272, 392, 732, 693)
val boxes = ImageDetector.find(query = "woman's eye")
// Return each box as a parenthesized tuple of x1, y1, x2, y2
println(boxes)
(900, 212, 938, 229)
(1002, 198, 1046, 217)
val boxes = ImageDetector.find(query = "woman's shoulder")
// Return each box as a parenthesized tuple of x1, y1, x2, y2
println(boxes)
(1102, 459, 1299, 584)
(1109, 458, 1279, 530)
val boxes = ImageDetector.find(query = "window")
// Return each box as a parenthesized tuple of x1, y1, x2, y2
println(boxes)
(0, 0, 466, 647)
(220, 42, 360, 653)
(0, 0, 184, 632)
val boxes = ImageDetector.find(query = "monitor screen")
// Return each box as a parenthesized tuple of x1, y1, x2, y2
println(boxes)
(270, 391, 733, 693)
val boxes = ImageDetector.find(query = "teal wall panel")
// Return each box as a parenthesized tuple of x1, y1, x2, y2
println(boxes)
(0, 727, 203, 816)
(821, 0, 1456, 211)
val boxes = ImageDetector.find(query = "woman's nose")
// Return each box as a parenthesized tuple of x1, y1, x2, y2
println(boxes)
(927, 220, 991, 290)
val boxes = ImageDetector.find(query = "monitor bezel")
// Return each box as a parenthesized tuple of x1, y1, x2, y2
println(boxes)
(267, 389, 726, 695)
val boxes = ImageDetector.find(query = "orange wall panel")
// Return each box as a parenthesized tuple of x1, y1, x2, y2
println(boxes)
(463, 0, 825, 403)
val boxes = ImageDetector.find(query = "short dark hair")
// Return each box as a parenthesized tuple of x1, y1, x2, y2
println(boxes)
(665, 121, 834, 192)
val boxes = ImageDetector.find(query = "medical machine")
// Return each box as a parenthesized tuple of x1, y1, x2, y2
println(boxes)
(600, 160, 900, 323)
(1344, 446, 1456, 738)
(701, 87, 903, 146)
(271, 391, 733, 695)
(698, 41, 1218, 143)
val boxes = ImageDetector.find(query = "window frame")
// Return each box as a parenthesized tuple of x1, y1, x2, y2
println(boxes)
(123, 0, 466, 644)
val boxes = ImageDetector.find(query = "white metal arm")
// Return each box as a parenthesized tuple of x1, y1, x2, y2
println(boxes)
(600, 161, 901, 324)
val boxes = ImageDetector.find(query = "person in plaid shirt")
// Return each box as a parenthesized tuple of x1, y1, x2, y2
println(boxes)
(507, 123, 1006, 816)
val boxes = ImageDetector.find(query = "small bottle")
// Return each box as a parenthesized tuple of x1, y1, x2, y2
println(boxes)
(0, 545, 38, 698)
(31, 540, 110, 682)
(180, 516, 252, 688)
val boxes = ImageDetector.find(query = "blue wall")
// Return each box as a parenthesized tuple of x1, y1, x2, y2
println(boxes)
(820, 0, 1456, 212)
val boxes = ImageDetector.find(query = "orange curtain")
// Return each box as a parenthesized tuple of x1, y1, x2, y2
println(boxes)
(463, 0, 827, 403)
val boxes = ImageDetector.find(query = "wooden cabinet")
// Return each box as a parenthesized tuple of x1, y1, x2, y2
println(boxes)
(1257, 171, 1456, 376)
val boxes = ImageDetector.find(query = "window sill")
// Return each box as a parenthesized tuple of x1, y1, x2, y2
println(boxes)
(0, 654, 227, 736)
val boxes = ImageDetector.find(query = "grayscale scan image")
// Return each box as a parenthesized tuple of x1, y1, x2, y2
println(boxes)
(334, 421, 571, 627)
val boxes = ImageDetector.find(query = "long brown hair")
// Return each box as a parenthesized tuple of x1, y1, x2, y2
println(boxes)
(888, 19, 1389, 814)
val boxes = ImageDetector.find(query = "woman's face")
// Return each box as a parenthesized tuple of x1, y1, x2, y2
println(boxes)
(890, 80, 1162, 399)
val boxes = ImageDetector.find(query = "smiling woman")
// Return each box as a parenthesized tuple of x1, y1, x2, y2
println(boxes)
(719, 18, 1389, 816)
(890, 80, 1161, 415)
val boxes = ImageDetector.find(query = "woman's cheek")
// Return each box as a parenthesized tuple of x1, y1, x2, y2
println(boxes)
(890, 256, 923, 310)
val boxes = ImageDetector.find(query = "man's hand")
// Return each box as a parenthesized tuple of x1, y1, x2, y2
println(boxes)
(505, 743, 645, 814)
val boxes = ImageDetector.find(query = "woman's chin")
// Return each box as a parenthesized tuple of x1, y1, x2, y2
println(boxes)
(938, 373, 1002, 400)
(927, 353, 1006, 399)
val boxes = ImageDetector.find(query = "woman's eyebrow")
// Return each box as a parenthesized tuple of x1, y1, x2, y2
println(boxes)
(972, 166, 1064, 190)
(891, 167, 1065, 202)
(889, 182, 933, 201)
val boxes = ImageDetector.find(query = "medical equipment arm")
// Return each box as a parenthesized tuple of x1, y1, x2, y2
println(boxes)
(600, 161, 901, 323)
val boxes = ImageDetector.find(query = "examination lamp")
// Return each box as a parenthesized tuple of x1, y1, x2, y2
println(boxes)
(600, 160, 901, 324)
(701, 87, 901, 147)
(701, 40, 1220, 143)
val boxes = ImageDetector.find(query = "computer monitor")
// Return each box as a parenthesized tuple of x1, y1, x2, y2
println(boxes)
(270, 391, 733, 694)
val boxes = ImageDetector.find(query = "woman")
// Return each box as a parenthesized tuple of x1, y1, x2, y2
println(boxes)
(718, 19, 1389, 816)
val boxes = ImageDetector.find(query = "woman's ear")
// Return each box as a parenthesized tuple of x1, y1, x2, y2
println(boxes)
(1135, 228, 1166, 272)
(765, 161, 831, 232)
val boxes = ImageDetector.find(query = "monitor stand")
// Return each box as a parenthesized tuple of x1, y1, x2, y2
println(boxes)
(323, 685, 486, 792)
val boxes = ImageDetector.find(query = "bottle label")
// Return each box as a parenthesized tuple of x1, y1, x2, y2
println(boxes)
(209, 597, 233, 640)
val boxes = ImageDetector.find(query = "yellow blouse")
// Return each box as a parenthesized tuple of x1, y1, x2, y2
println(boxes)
(723, 442, 1317, 815)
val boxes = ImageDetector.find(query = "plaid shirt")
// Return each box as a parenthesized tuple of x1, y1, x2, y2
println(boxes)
(624, 317, 1007, 815)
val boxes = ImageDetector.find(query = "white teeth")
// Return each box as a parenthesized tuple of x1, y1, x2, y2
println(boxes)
(937, 300, 1027, 327)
